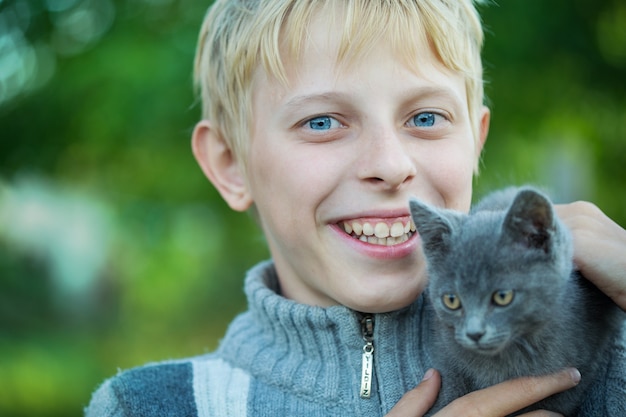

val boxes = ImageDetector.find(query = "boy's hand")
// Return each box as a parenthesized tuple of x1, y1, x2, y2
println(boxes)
(555, 201, 626, 311)
(386, 368, 580, 417)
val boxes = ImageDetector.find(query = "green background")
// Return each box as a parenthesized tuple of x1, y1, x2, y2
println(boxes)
(0, 0, 624, 416)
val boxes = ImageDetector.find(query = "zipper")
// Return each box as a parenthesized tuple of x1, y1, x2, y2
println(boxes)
(359, 313, 375, 399)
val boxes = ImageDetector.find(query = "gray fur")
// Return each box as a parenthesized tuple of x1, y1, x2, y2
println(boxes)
(410, 186, 623, 416)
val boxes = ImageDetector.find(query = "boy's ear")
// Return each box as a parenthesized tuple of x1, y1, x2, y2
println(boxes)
(471, 106, 490, 173)
(192, 120, 253, 212)
(476, 105, 490, 157)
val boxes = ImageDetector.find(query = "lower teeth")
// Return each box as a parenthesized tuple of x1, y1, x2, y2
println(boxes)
(354, 232, 412, 246)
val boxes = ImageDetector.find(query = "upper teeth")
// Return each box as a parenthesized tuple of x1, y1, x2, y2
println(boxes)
(342, 220, 416, 246)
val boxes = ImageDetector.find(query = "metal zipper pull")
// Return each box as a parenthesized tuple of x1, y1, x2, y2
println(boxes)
(359, 314, 375, 399)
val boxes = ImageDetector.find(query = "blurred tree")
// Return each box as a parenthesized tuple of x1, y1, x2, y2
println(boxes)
(476, 0, 626, 222)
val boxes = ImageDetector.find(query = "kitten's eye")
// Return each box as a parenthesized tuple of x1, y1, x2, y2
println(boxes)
(492, 290, 515, 306)
(442, 293, 461, 310)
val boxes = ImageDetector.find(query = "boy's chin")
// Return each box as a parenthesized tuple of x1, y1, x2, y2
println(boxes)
(276, 262, 426, 312)
(337, 284, 425, 314)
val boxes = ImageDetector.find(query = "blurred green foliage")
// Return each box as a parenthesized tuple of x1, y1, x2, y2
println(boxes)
(0, 0, 624, 416)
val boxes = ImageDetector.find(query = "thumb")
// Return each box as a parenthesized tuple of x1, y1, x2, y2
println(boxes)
(386, 369, 441, 417)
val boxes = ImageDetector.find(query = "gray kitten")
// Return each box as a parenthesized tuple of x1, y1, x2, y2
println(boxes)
(409, 187, 623, 416)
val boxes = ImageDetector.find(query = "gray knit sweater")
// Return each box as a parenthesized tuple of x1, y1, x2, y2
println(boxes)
(86, 260, 626, 416)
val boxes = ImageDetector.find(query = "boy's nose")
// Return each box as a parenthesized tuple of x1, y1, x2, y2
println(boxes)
(358, 129, 416, 191)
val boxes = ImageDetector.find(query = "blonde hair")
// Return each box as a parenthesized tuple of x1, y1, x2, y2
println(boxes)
(194, 0, 485, 167)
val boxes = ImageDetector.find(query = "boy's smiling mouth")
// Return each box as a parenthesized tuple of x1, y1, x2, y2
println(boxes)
(339, 219, 416, 246)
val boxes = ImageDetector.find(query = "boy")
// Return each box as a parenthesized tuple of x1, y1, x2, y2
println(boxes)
(86, 0, 626, 415)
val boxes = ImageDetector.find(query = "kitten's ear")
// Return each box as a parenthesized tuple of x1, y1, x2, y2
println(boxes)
(409, 198, 456, 256)
(502, 189, 555, 252)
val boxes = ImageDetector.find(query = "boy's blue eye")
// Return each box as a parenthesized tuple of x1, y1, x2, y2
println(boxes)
(307, 116, 338, 130)
(412, 112, 437, 127)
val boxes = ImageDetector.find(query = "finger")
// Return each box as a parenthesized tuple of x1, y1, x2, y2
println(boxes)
(517, 411, 563, 417)
(554, 203, 626, 309)
(436, 368, 580, 417)
(555, 202, 623, 238)
(386, 369, 441, 417)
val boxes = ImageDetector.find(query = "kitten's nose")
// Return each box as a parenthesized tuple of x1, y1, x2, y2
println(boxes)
(467, 330, 485, 342)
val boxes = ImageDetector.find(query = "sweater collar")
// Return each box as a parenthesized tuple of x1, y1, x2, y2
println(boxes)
(245, 259, 366, 352)
(216, 260, 433, 413)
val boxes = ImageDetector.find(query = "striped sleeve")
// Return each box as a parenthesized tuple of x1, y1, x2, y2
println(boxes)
(86, 362, 197, 417)
(192, 357, 250, 417)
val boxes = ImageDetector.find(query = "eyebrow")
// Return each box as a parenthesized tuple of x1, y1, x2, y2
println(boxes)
(401, 85, 465, 104)
(283, 92, 349, 110)
(283, 86, 464, 110)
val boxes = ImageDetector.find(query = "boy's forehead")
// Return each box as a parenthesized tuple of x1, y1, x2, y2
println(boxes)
(270, 5, 457, 92)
